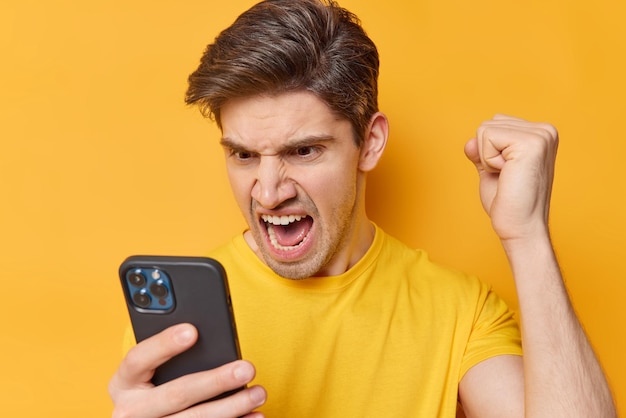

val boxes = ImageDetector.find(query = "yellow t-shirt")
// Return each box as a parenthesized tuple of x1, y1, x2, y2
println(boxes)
(207, 225, 522, 417)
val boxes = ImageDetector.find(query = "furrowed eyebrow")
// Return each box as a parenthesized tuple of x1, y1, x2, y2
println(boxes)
(220, 138, 249, 152)
(282, 135, 336, 152)
(220, 135, 336, 155)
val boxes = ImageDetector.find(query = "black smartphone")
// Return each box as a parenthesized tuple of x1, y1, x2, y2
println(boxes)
(119, 255, 242, 390)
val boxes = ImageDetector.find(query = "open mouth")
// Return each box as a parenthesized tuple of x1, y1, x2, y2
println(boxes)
(261, 214, 313, 251)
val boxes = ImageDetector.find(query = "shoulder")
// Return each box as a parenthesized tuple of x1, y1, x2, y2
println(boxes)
(377, 229, 486, 292)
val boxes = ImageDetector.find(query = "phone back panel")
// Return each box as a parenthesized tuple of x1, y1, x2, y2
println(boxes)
(119, 255, 241, 385)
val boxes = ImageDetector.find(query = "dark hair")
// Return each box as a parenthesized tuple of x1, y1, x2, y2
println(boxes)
(185, 0, 380, 146)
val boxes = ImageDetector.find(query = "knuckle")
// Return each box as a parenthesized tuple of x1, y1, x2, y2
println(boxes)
(216, 391, 257, 418)
(537, 122, 559, 140)
(111, 398, 142, 418)
(121, 344, 144, 370)
(164, 379, 193, 410)
(212, 366, 236, 392)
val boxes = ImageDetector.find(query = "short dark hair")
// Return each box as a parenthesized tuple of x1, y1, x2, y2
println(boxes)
(185, 0, 380, 146)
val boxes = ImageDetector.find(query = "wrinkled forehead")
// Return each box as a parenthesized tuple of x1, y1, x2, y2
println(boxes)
(219, 92, 353, 151)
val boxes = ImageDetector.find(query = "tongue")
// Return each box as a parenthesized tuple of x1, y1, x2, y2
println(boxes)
(271, 217, 313, 247)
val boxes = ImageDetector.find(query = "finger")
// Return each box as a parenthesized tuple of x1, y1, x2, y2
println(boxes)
(475, 126, 507, 173)
(475, 118, 559, 173)
(169, 384, 267, 418)
(113, 323, 198, 391)
(481, 117, 559, 141)
(241, 412, 266, 418)
(463, 137, 481, 167)
(477, 122, 558, 162)
(151, 360, 259, 414)
(491, 113, 526, 122)
(465, 136, 507, 173)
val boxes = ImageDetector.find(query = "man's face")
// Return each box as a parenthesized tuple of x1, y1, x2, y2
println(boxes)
(220, 91, 369, 279)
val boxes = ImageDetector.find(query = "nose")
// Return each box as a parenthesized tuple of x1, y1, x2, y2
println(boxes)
(251, 156, 297, 209)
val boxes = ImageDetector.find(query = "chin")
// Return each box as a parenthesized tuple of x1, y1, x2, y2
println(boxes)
(264, 247, 335, 279)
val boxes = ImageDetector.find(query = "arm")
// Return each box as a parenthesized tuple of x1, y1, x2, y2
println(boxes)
(460, 115, 616, 417)
(108, 323, 266, 418)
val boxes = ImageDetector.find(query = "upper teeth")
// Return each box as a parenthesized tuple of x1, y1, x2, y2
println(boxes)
(262, 214, 306, 225)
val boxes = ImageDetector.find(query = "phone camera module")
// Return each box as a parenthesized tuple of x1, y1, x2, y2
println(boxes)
(150, 280, 169, 298)
(125, 266, 174, 312)
(133, 290, 151, 308)
(128, 270, 147, 287)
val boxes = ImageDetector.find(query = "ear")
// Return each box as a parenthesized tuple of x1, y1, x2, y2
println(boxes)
(358, 112, 389, 172)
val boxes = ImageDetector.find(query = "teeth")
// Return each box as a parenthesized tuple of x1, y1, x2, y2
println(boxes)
(260, 214, 309, 251)
(266, 224, 309, 251)
(261, 214, 306, 225)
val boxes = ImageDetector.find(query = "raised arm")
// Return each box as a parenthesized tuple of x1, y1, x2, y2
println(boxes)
(460, 115, 616, 417)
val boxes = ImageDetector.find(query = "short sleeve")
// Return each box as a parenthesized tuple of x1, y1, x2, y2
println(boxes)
(459, 285, 523, 380)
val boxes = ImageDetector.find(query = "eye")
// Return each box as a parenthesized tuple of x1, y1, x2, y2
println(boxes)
(228, 148, 257, 163)
(297, 146, 314, 156)
(235, 150, 253, 160)
(290, 145, 321, 161)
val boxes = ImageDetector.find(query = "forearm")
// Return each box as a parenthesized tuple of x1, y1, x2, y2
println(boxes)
(502, 234, 616, 417)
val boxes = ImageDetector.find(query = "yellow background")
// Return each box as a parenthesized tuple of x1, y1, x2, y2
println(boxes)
(1, 0, 624, 416)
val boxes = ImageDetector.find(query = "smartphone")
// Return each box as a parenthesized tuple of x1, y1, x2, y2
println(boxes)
(119, 255, 242, 390)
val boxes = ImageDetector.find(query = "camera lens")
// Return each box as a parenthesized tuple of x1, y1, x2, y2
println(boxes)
(128, 270, 146, 287)
(150, 281, 168, 298)
(133, 290, 151, 308)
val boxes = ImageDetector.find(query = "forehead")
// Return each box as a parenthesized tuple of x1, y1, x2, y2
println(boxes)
(220, 91, 353, 151)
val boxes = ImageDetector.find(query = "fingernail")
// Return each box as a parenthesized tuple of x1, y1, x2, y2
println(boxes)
(249, 386, 266, 406)
(233, 361, 254, 383)
(173, 326, 194, 345)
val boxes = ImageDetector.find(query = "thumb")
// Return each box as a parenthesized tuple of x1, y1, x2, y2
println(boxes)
(466, 134, 508, 173)
(464, 137, 481, 168)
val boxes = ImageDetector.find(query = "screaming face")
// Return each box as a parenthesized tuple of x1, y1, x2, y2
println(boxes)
(219, 91, 383, 279)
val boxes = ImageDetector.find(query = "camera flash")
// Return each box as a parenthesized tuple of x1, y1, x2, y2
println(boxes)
(151, 270, 161, 280)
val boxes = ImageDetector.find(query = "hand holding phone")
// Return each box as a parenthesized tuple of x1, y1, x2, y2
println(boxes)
(118, 255, 241, 386)
(108, 323, 266, 417)
(110, 256, 266, 416)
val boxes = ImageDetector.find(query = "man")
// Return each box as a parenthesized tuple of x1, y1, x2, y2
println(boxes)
(109, 0, 616, 417)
